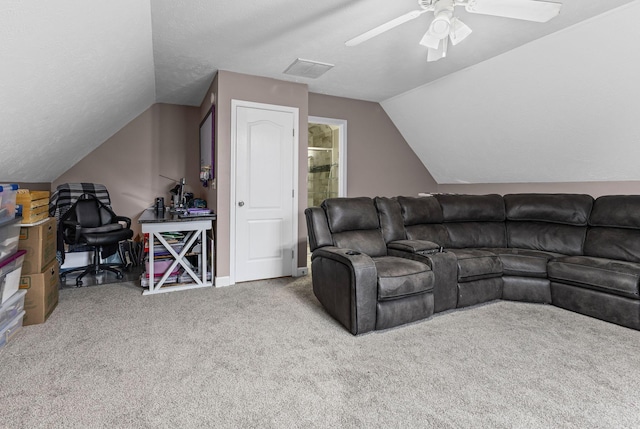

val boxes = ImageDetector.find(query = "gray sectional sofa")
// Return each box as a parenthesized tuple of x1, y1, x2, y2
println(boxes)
(305, 193, 640, 335)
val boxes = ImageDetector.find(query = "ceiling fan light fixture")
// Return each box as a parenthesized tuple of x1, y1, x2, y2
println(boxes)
(429, 13, 452, 39)
(449, 17, 472, 45)
(419, 30, 441, 49)
(427, 35, 448, 62)
(428, 0, 454, 40)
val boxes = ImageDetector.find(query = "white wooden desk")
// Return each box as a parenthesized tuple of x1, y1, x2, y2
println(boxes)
(139, 209, 216, 295)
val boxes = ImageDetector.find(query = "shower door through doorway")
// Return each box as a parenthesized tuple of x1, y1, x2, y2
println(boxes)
(307, 117, 347, 208)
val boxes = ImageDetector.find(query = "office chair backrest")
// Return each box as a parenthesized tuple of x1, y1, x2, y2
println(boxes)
(65, 194, 116, 227)
(49, 183, 111, 220)
(74, 198, 107, 228)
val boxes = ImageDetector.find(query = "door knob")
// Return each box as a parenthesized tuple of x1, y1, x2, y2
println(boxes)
(238, 201, 245, 207)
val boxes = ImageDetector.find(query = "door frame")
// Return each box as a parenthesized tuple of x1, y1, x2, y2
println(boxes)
(230, 99, 299, 285)
(308, 116, 347, 198)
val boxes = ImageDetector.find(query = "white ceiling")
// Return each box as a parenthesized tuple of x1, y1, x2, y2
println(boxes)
(152, 0, 634, 104)
(383, 1, 640, 184)
(0, 0, 635, 182)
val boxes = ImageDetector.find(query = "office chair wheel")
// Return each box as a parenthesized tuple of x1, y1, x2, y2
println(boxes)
(116, 272, 123, 279)
(76, 279, 83, 287)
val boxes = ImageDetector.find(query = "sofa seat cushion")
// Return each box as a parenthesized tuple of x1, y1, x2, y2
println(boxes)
(489, 248, 564, 278)
(445, 249, 503, 282)
(373, 256, 434, 300)
(548, 256, 640, 300)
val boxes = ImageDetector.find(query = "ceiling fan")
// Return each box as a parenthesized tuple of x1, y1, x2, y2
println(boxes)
(345, 0, 562, 62)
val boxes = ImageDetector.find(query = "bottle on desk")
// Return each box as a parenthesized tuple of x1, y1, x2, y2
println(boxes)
(155, 197, 165, 213)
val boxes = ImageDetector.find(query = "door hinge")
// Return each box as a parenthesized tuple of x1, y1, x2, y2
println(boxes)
(292, 248, 295, 259)
(292, 129, 295, 137)
(292, 189, 294, 198)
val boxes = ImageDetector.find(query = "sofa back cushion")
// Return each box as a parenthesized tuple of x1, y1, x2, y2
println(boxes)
(435, 194, 505, 222)
(445, 222, 507, 248)
(504, 194, 593, 255)
(404, 224, 451, 246)
(374, 197, 406, 244)
(322, 197, 387, 257)
(435, 194, 507, 248)
(585, 195, 640, 263)
(305, 207, 333, 252)
(507, 222, 587, 255)
(589, 195, 640, 229)
(396, 196, 450, 246)
(584, 228, 640, 263)
(504, 193, 593, 225)
(397, 196, 443, 225)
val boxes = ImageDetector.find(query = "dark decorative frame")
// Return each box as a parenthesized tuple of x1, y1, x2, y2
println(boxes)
(199, 106, 215, 181)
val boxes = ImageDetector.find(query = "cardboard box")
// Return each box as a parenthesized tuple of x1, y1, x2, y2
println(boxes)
(18, 217, 57, 275)
(19, 258, 59, 326)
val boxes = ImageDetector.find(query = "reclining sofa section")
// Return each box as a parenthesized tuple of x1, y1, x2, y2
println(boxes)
(305, 193, 640, 335)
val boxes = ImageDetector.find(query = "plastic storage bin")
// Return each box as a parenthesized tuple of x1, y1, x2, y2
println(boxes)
(145, 259, 181, 277)
(0, 184, 19, 222)
(0, 310, 26, 351)
(0, 289, 26, 332)
(0, 217, 22, 264)
(0, 249, 26, 303)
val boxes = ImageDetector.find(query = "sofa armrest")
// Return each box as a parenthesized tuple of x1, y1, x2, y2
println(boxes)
(311, 246, 378, 335)
(388, 239, 442, 255)
(387, 247, 458, 313)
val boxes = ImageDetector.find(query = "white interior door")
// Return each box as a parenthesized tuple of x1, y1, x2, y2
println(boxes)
(234, 104, 296, 282)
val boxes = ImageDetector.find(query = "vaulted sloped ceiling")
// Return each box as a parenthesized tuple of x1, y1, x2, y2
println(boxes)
(0, 0, 156, 182)
(382, 2, 640, 184)
(0, 0, 636, 183)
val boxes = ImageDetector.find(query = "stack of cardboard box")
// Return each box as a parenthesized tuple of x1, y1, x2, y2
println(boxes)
(18, 217, 59, 325)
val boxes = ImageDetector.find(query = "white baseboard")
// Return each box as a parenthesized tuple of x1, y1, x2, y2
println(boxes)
(216, 270, 307, 285)
(215, 276, 232, 287)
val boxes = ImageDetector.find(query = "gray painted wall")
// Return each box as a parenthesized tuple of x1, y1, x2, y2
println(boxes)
(53, 103, 201, 238)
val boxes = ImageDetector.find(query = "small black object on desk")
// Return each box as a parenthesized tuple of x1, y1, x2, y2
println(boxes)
(155, 197, 165, 213)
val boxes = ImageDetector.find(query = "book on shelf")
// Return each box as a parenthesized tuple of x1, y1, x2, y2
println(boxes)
(143, 232, 186, 252)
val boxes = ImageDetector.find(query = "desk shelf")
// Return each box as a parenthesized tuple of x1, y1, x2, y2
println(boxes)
(138, 209, 216, 295)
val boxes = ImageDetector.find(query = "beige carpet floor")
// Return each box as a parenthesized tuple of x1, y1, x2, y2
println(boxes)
(1, 275, 640, 428)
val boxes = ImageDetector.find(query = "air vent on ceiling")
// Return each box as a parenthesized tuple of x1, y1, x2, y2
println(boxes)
(283, 58, 334, 79)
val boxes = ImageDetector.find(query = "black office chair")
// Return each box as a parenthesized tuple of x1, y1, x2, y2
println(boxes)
(60, 194, 134, 286)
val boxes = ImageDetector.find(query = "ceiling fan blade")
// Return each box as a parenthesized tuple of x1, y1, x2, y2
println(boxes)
(465, 0, 561, 23)
(345, 9, 429, 46)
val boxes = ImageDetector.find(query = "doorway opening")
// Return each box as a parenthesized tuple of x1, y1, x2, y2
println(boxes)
(307, 117, 346, 269)
(307, 117, 347, 208)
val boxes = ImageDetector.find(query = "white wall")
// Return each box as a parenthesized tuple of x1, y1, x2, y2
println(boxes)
(0, 0, 155, 183)
(382, 2, 640, 185)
